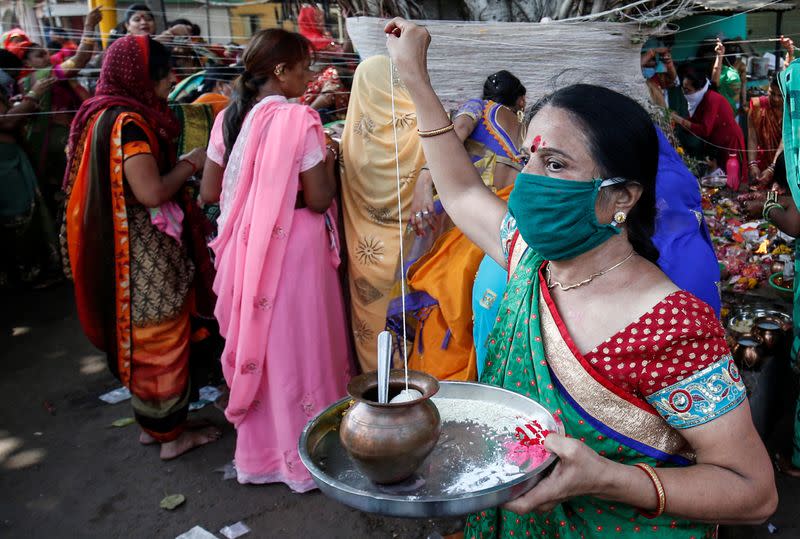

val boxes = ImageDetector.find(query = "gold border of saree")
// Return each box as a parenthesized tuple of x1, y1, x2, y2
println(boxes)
(538, 291, 694, 464)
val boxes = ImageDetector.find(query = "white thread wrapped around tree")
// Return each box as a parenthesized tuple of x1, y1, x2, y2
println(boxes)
(346, 17, 653, 107)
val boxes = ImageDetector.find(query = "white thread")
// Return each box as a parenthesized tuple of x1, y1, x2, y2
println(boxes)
(389, 58, 409, 392)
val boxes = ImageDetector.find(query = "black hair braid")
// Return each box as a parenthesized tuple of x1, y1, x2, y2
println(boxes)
(222, 71, 260, 163)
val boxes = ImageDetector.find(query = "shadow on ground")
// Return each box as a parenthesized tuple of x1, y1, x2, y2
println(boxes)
(0, 284, 794, 538)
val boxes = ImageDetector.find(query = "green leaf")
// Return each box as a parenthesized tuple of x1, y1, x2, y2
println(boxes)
(160, 494, 186, 510)
(111, 417, 136, 428)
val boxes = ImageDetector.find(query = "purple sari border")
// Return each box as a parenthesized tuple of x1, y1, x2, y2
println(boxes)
(550, 370, 693, 467)
(386, 290, 437, 318)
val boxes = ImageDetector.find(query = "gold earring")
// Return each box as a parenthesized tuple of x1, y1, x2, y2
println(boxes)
(613, 211, 627, 226)
(274, 66, 283, 76)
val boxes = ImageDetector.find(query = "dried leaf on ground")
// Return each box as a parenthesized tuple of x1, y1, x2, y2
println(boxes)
(160, 494, 186, 510)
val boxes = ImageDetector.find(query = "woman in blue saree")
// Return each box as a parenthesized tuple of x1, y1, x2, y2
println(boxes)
(386, 18, 776, 538)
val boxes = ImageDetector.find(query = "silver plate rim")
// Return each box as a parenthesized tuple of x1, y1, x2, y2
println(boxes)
(298, 381, 560, 516)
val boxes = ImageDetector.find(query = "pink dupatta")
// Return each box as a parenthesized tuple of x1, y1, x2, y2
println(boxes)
(210, 100, 324, 427)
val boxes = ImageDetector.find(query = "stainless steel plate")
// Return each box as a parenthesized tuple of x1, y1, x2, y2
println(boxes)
(728, 307, 791, 335)
(298, 381, 560, 518)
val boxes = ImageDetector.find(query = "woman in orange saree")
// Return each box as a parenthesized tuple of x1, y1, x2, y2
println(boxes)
(62, 35, 220, 460)
(387, 71, 525, 381)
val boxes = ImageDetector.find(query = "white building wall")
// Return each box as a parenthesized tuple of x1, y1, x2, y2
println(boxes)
(157, 4, 230, 42)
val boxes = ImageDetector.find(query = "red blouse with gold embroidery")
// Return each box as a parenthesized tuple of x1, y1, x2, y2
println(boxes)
(580, 290, 728, 398)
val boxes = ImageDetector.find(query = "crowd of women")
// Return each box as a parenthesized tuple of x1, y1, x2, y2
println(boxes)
(641, 32, 800, 484)
(1, 5, 795, 536)
(641, 34, 794, 192)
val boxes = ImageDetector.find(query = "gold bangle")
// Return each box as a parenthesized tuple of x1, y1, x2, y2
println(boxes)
(634, 463, 666, 519)
(418, 123, 455, 138)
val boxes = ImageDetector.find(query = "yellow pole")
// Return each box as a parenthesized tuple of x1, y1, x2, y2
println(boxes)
(89, 0, 117, 48)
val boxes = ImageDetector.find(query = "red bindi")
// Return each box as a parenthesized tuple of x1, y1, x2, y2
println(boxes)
(531, 135, 546, 153)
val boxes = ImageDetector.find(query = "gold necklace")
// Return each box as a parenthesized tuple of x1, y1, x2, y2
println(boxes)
(546, 251, 636, 291)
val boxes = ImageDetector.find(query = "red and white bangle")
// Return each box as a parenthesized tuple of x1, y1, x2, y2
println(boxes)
(634, 463, 666, 519)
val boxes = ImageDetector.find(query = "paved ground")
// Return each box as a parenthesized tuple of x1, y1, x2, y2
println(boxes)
(1, 283, 798, 538)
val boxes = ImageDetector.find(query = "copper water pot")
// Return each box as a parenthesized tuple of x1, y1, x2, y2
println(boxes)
(339, 369, 441, 484)
(733, 337, 766, 371)
(752, 317, 784, 352)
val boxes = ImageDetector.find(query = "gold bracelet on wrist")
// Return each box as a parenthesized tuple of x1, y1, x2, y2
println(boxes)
(418, 123, 455, 138)
(634, 463, 666, 519)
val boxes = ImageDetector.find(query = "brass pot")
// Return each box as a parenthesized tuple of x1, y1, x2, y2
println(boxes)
(752, 317, 784, 352)
(339, 369, 441, 484)
(733, 337, 766, 371)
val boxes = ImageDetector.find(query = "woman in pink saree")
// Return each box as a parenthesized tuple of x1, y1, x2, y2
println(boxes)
(209, 29, 351, 492)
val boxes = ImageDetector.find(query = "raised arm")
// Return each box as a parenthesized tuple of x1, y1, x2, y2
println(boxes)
(385, 18, 508, 265)
(661, 49, 678, 85)
(782, 36, 795, 65)
(59, 7, 102, 78)
(711, 40, 724, 88)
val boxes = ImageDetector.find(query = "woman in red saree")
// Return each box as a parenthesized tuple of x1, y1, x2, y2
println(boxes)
(385, 19, 776, 538)
(62, 35, 220, 460)
(747, 77, 784, 188)
(297, 5, 341, 53)
(671, 69, 745, 187)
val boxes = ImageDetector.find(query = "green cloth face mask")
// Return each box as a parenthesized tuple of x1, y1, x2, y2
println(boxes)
(507, 172, 623, 261)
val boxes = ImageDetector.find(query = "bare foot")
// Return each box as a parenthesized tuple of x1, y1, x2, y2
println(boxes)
(776, 453, 800, 478)
(139, 419, 213, 446)
(214, 386, 229, 412)
(160, 426, 222, 460)
(139, 430, 158, 445)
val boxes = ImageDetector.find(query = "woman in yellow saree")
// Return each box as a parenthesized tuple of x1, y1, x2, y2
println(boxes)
(385, 19, 776, 538)
(340, 55, 425, 371)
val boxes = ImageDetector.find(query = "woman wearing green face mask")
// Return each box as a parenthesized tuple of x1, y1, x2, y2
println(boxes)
(384, 18, 776, 539)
